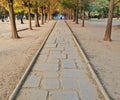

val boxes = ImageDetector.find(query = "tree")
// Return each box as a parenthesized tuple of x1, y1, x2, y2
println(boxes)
(0, 0, 19, 39)
(32, 0, 42, 27)
(104, 0, 114, 41)
(59, 0, 76, 21)
(76, 0, 79, 24)
(28, 0, 32, 30)
(17, 0, 33, 30)
(9, 0, 19, 38)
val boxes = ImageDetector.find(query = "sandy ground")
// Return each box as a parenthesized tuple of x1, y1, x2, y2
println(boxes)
(0, 20, 55, 100)
(67, 20, 120, 100)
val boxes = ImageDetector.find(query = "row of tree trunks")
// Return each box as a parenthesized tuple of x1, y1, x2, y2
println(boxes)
(8, 0, 52, 39)
(71, 0, 114, 41)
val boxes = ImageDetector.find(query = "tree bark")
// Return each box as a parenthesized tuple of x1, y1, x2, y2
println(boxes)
(88, 11, 91, 20)
(47, 1, 51, 21)
(44, 13, 46, 23)
(76, 0, 79, 24)
(70, 9, 73, 20)
(73, 9, 76, 22)
(117, 6, 119, 19)
(82, 8, 85, 27)
(104, 0, 114, 41)
(41, 7, 44, 24)
(28, 3, 32, 30)
(35, 8, 40, 27)
(8, 0, 19, 39)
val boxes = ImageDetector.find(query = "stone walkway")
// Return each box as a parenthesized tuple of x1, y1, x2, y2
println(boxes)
(16, 21, 103, 100)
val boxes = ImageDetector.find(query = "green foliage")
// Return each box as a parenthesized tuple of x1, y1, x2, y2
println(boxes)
(59, 0, 76, 10)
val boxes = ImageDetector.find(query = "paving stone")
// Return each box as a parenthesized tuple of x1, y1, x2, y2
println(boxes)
(57, 43, 66, 47)
(17, 89, 48, 100)
(68, 54, 80, 60)
(78, 78, 98, 100)
(49, 50, 61, 54)
(57, 45, 65, 49)
(76, 60, 85, 69)
(50, 47, 65, 51)
(62, 78, 78, 89)
(49, 91, 79, 100)
(48, 53, 67, 59)
(43, 72, 59, 78)
(41, 79, 59, 89)
(46, 38, 56, 44)
(61, 59, 76, 69)
(23, 75, 41, 88)
(33, 63, 59, 71)
(62, 69, 87, 78)
(46, 58, 59, 63)
(45, 43, 57, 48)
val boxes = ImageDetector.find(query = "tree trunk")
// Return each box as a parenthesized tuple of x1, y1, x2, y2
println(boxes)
(82, 8, 85, 27)
(28, 3, 32, 30)
(88, 11, 91, 20)
(70, 9, 73, 20)
(76, 1, 79, 24)
(44, 13, 46, 23)
(48, 1, 51, 21)
(104, 0, 114, 41)
(35, 8, 40, 27)
(73, 9, 76, 22)
(48, 11, 52, 21)
(8, 0, 19, 39)
(41, 7, 44, 24)
(117, 6, 119, 19)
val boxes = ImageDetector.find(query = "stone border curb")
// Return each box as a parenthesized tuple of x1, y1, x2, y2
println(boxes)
(65, 21, 110, 100)
(9, 21, 57, 100)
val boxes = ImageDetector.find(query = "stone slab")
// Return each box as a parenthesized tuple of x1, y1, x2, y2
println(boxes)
(62, 78, 78, 89)
(62, 69, 86, 78)
(48, 53, 66, 59)
(49, 91, 79, 100)
(43, 72, 59, 78)
(33, 63, 59, 71)
(45, 43, 57, 48)
(41, 79, 59, 89)
(76, 60, 85, 69)
(17, 89, 47, 100)
(49, 50, 61, 54)
(23, 75, 41, 88)
(61, 59, 76, 69)
(50, 47, 65, 51)
(78, 78, 98, 100)
(46, 58, 59, 63)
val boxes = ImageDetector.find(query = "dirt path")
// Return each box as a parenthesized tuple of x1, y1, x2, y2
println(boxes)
(0, 21, 55, 100)
(67, 20, 120, 100)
